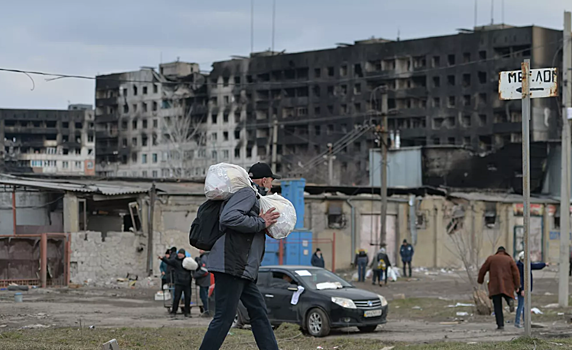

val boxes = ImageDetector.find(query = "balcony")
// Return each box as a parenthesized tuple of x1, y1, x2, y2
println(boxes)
(95, 114, 119, 123)
(96, 97, 118, 107)
(96, 130, 119, 139)
(4, 126, 58, 135)
(493, 122, 521, 134)
(97, 146, 119, 156)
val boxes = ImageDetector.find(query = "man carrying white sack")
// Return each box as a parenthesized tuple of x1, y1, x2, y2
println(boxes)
(200, 162, 280, 350)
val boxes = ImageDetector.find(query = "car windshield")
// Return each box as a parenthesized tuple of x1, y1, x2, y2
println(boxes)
(292, 269, 353, 290)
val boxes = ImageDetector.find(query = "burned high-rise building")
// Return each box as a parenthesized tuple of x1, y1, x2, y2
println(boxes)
(0, 105, 96, 175)
(210, 25, 562, 185)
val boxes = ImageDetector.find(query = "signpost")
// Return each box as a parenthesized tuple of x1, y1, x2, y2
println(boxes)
(499, 62, 557, 337)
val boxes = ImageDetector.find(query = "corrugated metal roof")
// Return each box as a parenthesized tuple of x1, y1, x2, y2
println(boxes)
(448, 192, 557, 204)
(0, 176, 149, 196)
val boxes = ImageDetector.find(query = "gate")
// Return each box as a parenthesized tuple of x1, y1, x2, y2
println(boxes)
(0, 233, 70, 287)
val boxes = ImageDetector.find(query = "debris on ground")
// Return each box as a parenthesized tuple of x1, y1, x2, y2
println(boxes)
(21, 324, 50, 329)
(531, 308, 543, 315)
(544, 303, 560, 309)
(448, 303, 474, 308)
(456, 312, 469, 316)
(412, 306, 422, 310)
(101, 339, 120, 350)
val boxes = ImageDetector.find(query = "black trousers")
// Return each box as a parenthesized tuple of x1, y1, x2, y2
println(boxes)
(172, 283, 191, 315)
(372, 270, 388, 284)
(492, 294, 511, 328)
(199, 272, 278, 350)
(402, 261, 412, 277)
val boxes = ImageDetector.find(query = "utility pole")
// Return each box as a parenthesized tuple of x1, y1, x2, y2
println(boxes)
(271, 118, 278, 174)
(147, 184, 156, 276)
(325, 143, 336, 185)
(377, 88, 389, 247)
(521, 59, 532, 337)
(559, 11, 572, 308)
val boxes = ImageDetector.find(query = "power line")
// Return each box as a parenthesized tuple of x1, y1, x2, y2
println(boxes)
(0, 38, 562, 89)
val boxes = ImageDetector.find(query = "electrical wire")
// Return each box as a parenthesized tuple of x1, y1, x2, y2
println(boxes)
(0, 38, 562, 89)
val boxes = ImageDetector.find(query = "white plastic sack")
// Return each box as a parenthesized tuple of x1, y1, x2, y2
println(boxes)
(182, 257, 198, 271)
(259, 194, 297, 239)
(205, 163, 253, 200)
(388, 267, 398, 282)
(366, 269, 373, 279)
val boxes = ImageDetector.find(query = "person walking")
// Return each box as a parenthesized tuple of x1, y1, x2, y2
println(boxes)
(477, 246, 520, 330)
(514, 251, 548, 328)
(400, 239, 414, 277)
(311, 248, 325, 268)
(370, 247, 391, 286)
(354, 249, 369, 282)
(194, 250, 211, 317)
(159, 248, 193, 318)
(199, 162, 280, 350)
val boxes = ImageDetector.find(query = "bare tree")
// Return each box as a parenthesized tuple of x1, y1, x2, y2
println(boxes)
(444, 201, 493, 315)
(161, 105, 206, 178)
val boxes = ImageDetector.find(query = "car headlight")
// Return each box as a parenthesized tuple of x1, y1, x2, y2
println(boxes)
(331, 297, 356, 309)
(378, 294, 388, 307)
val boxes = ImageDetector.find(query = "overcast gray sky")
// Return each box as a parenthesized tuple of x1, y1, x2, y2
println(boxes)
(0, 0, 569, 109)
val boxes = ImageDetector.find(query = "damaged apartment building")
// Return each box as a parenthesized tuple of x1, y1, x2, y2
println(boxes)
(0, 105, 96, 175)
(95, 61, 256, 178)
(94, 25, 562, 188)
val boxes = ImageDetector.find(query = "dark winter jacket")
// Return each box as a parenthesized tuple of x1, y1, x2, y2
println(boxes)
(354, 251, 369, 266)
(477, 251, 520, 298)
(194, 253, 211, 288)
(370, 251, 391, 271)
(400, 244, 414, 262)
(311, 253, 325, 268)
(516, 260, 547, 292)
(161, 256, 192, 286)
(207, 185, 267, 281)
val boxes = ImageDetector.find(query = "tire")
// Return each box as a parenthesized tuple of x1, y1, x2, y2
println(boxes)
(306, 308, 331, 337)
(358, 325, 378, 333)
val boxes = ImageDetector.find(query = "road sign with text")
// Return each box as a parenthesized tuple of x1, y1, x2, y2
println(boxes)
(499, 68, 558, 100)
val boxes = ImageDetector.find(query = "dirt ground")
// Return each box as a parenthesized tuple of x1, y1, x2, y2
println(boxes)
(2, 268, 572, 347)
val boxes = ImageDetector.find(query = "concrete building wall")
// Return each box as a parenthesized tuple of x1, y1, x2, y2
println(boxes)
(69, 231, 147, 284)
(0, 191, 63, 235)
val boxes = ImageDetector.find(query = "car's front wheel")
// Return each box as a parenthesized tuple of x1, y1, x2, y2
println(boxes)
(306, 308, 330, 337)
(358, 325, 378, 333)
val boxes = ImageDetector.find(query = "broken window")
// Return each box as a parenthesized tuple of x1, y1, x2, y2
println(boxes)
(433, 138, 440, 145)
(463, 95, 471, 106)
(463, 137, 471, 146)
(462, 73, 471, 87)
(223, 113, 229, 123)
(314, 68, 321, 78)
(133, 86, 138, 96)
(312, 85, 321, 97)
(462, 115, 471, 127)
(478, 93, 487, 106)
(246, 147, 252, 158)
(463, 52, 471, 63)
(297, 107, 308, 116)
(354, 64, 363, 77)
(447, 75, 455, 86)
(234, 130, 241, 140)
(327, 67, 334, 77)
(143, 86, 148, 94)
(354, 84, 361, 94)
(478, 71, 487, 84)
(131, 137, 137, 146)
(224, 96, 230, 105)
(354, 102, 361, 112)
(143, 103, 148, 112)
(479, 114, 487, 126)
(433, 76, 440, 88)
(142, 119, 148, 129)
(432, 117, 444, 129)
(432, 56, 440, 67)
(479, 50, 487, 59)
(142, 135, 148, 146)
(133, 104, 138, 112)
(123, 104, 129, 113)
(212, 114, 218, 124)
(340, 65, 348, 77)
(432, 97, 440, 108)
(448, 137, 456, 145)
(327, 86, 334, 96)
(447, 54, 455, 66)
(152, 102, 157, 111)
(340, 85, 347, 95)
(446, 206, 465, 234)
(327, 203, 345, 229)
(448, 96, 456, 107)
(315, 125, 321, 135)
(327, 124, 334, 135)
(132, 120, 138, 129)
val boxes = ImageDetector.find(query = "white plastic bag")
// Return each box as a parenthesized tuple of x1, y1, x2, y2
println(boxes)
(366, 269, 373, 279)
(259, 194, 297, 239)
(182, 257, 198, 271)
(388, 267, 398, 282)
(205, 163, 253, 200)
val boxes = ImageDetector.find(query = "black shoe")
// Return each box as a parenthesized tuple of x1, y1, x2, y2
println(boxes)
(184, 314, 191, 318)
(497, 326, 504, 331)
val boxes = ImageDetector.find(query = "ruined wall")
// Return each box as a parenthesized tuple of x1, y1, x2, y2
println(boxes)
(70, 231, 147, 285)
(0, 191, 63, 235)
(151, 195, 203, 275)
